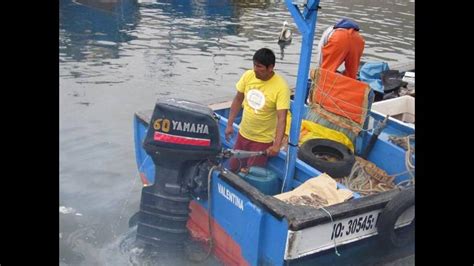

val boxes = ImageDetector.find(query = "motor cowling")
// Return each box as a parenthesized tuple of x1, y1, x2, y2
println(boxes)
(143, 98, 221, 193)
(143, 98, 221, 159)
(137, 98, 221, 247)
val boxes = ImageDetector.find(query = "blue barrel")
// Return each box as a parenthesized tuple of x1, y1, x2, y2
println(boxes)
(238, 166, 281, 195)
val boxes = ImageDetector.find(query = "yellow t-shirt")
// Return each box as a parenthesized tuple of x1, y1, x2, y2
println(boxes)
(236, 70, 290, 143)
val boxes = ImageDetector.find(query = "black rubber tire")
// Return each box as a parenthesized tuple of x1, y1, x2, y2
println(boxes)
(376, 187, 415, 248)
(297, 138, 355, 178)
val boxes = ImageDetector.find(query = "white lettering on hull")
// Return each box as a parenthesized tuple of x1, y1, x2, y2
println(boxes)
(218, 183, 244, 210)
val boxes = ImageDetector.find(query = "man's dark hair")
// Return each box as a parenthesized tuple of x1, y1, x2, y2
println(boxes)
(253, 48, 276, 67)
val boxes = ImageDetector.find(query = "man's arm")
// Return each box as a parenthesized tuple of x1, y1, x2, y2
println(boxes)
(225, 91, 244, 141)
(266, 109, 287, 156)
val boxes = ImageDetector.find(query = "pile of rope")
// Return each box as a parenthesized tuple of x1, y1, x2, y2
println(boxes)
(283, 193, 329, 208)
(389, 134, 415, 153)
(389, 134, 415, 187)
(338, 134, 416, 195)
(338, 156, 395, 196)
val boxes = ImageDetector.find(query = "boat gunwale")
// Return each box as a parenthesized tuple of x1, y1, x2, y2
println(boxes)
(218, 170, 406, 231)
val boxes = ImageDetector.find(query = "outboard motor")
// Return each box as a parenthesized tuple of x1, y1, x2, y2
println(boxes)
(136, 98, 221, 247)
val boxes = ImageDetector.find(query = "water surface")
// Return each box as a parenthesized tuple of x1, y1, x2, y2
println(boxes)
(59, 0, 414, 264)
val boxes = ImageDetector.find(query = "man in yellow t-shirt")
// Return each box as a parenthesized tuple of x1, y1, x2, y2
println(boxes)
(225, 48, 290, 173)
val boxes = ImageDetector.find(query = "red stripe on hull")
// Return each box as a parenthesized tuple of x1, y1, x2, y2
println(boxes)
(187, 201, 249, 266)
(139, 172, 149, 186)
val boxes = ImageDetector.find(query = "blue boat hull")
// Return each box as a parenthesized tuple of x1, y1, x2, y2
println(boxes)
(132, 104, 414, 265)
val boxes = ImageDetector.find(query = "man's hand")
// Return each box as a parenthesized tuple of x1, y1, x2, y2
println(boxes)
(225, 125, 234, 141)
(225, 92, 244, 142)
(265, 144, 280, 157)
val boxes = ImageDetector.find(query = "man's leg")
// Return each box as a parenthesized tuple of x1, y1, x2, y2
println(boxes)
(320, 29, 349, 73)
(228, 133, 249, 173)
(246, 140, 273, 168)
(343, 30, 365, 79)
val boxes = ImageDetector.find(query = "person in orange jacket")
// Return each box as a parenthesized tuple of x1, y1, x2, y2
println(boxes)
(315, 18, 365, 79)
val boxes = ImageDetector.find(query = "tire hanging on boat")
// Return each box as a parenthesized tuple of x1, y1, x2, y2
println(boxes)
(376, 187, 415, 248)
(297, 138, 355, 178)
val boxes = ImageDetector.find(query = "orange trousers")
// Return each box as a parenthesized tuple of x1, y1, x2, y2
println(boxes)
(321, 28, 365, 79)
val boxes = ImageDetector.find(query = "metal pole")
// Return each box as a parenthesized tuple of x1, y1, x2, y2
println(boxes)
(281, 0, 320, 192)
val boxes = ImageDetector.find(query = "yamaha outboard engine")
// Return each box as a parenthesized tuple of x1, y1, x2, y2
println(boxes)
(136, 98, 221, 247)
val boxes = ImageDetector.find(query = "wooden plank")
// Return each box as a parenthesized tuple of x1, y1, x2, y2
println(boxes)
(387, 60, 414, 72)
(208, 100, 233, 111)
(135, 109, 153, 125)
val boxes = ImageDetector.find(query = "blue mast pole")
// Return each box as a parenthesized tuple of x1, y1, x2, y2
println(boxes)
(281, 0, 320, 192)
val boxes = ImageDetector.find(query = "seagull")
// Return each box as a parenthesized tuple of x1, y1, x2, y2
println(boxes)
(278, 21, 292, 43)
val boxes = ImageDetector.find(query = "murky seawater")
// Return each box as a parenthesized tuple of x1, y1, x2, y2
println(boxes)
(59, 0, 414, 265)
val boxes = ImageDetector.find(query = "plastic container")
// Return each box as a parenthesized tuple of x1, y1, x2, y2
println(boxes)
(238, 166, 281, 195)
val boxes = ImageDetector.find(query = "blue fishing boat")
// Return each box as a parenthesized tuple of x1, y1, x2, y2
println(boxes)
(130, 0, 415, 265)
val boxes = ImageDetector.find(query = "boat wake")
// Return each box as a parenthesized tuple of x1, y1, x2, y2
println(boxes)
(98, 225, 221, 265)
